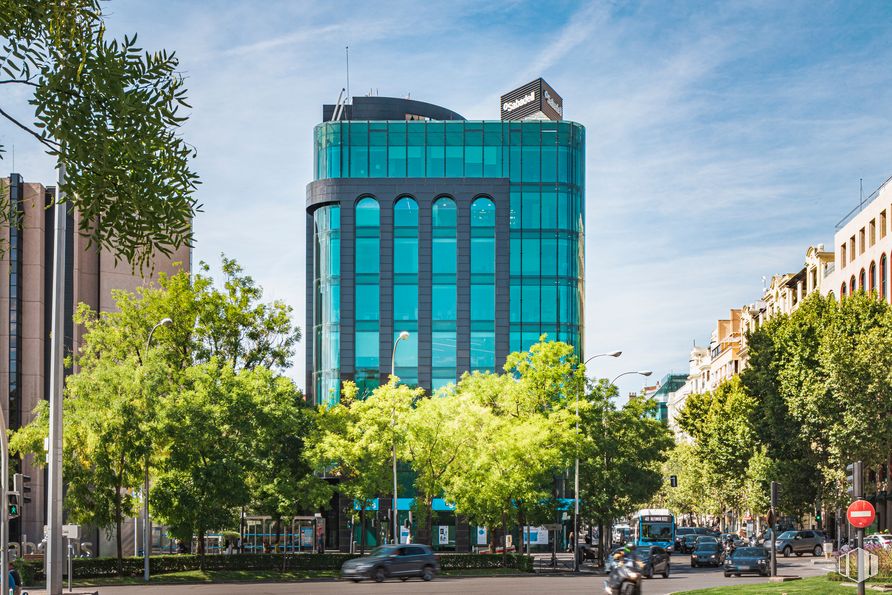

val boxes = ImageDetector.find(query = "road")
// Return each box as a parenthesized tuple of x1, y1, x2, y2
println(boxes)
(23, 555, 831, 594)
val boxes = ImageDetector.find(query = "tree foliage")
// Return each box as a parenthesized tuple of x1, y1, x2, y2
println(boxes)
(1, 0, 199, 266)
(673, 292, 892, 526)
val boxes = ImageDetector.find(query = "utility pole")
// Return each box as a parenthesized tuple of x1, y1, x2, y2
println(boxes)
(847, 461, 865, 595)
(1, 405, 10, 595)
(47, 165, 67, 595)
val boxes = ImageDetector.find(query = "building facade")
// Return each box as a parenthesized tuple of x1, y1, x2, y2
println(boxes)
(306, 85, 585, 406)
(829, 176, 892, 301)
(1, 174, 190, 554)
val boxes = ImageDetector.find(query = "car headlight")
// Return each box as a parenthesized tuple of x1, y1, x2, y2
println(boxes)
(710, 555, 717, 559)
(627, 571, 641, 580)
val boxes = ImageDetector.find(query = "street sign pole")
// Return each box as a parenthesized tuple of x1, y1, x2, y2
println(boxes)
(858, 528, 865, 595)
(770, 481, 779, 577)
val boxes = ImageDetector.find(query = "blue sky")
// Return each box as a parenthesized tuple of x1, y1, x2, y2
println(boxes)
(5, 0, 892, 397)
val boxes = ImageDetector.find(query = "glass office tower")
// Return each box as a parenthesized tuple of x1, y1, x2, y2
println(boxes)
(306, 96, 585, 406)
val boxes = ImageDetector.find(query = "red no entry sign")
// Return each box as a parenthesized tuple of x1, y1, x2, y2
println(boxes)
(847, 499, 876, 528)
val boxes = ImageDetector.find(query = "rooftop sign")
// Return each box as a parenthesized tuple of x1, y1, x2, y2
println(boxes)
(500, 78, 563, 122)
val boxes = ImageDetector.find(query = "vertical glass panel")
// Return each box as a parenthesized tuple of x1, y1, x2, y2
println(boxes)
(427, 145, 445, 178)
(433, 238, 457, 274)
(355, 238, 380, 273)
(522, 238, 540, 275)
(470, 285, 494, 321)
(432, 332, 457, 367)
(394, 284, 418, 320)
(388, 145, 407, 177)
(541, 144, 557, 183)
(483, 146, 501, 177)
(407, 146, 424, 176)
(432, 285, 457, 320)
(350, 146, 368, 177)
(470, 332, 496, 370)
(313, 205, 341, 406)
(355, 331, 380, 367)
(541, 284, 557, 322)
(521, 146, 540, 182)
(432, 197, 457, 228)
(355, 197, 380, 226)
(369, 145, 387, 177)
(541, 235, 557, 276)
(510, 284, 521, 323)
(394, 238, 419, 273)
(471, 238, 495, 274)
(521, 285, 539, 322)
(510, 191, 521, 229)
(445, 146, 463, 177)
(541, 191, 557, 229)
(355, 285, 380, 320)
(521, 191, 540, 229)
(510, 238, 521, 276)
(465, 146, 483, 178)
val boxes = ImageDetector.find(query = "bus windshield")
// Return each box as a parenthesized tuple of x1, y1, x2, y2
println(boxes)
(641, 521, 672, 542)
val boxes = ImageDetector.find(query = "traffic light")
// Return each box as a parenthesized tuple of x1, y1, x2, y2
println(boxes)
(847, 461, 863, 499)
(7, 491, 20, 519)
(14, 473, 31, 505)
(669, 475, 677, 488)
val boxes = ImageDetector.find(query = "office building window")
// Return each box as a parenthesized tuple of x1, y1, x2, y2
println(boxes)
(355, 197, 380, 398)
(313, 205, 340, 406)
(393, 197, 419, 385)
(432, 197, 457, 386)
(471, 197, 496, 371)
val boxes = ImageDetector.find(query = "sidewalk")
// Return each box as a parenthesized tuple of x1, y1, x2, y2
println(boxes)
(531, 551, 602, 574)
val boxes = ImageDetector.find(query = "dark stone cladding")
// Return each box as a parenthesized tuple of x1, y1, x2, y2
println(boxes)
(322, 96, 465, 122)
(306, 177, 510, 405)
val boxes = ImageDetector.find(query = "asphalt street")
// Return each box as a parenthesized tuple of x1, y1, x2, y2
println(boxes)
(22, 555, 832, 595)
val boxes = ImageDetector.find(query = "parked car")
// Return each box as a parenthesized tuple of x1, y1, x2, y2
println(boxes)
(724, 546, 769, 577)
(864, 534, 892, 549)
(774, 530, 826, 557)
(691, 542, 724, 567)
(340, 544, 439, 583)
(635, 545, 671, 579)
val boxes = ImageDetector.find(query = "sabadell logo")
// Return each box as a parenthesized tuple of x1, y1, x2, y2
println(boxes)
(503, 92, 536, 112)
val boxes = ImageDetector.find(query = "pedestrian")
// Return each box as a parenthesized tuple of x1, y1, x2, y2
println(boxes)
(8, 562, 18, 595)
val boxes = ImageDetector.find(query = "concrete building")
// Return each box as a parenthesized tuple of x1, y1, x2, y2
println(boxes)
(829, 175, 892, 300)
(1, 174, 190, 555)
(667, 346, 709, 438)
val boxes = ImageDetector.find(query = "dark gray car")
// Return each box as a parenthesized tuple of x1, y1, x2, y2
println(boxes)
(340, 544, 440, 582)
(774, 530, 826, 557)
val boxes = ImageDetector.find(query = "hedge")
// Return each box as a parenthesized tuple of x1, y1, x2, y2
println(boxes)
(15, 552, 533, 582)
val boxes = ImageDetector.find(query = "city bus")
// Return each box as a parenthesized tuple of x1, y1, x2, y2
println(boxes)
(633, 508, 676, 552)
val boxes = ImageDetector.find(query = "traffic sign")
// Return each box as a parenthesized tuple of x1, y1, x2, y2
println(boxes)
(847, 500, 876, 528)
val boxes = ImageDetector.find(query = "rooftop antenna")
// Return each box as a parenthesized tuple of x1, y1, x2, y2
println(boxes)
(345, 46, 350, 105)
(860, 177, 864, 206)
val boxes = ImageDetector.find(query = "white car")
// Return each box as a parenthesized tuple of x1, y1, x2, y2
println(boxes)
(864, 534, 892, 549)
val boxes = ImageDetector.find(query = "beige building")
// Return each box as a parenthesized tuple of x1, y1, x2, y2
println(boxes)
(706, 309, 743, 392)
(828, 175, 892, 300)
(1, 174, 189, 554)
(667, 345, 709, 439)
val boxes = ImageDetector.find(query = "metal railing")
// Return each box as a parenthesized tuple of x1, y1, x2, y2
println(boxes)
(836, 174, 892, 231)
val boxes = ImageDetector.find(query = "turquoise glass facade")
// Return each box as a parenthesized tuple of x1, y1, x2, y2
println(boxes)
(311, 119, 584, 403)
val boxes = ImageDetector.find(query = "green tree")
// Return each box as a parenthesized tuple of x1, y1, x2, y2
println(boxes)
(1, 0, 198, 265)
(308, 378, 420, 554)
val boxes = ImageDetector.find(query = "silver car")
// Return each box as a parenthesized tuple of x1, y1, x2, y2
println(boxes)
(774, 530, 825, 557)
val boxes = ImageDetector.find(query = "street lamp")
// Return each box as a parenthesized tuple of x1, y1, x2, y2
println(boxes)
(390, 331, 410, 545)
(610, 370, 653, 387)
(144, 317, 172, 582)
(573, 351, 621, 571)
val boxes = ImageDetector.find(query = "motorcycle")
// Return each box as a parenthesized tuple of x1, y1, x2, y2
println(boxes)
(604, 557, 643, 595)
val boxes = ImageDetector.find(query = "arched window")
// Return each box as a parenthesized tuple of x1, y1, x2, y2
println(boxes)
(841, 283, 847, 297)
(882, 254, 888, 302)
(354, 197, 380, 398)
(432, 197, 457, 390)
(393, 197, 419, 385)
(860, 269, 866, 292)
(870, 261, 877, 295)
(851, 276, 857, 294)
(471, 197, 496, 372)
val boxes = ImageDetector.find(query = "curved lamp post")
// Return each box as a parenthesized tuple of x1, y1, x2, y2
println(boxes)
(610, 370, 653, 387)
(145, 317, 172, 582)
(390, 331, 410, 544)
(573, 351, 621, 571)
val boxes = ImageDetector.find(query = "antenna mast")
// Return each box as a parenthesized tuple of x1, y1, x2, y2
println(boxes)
(345, 46, 350, 105)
